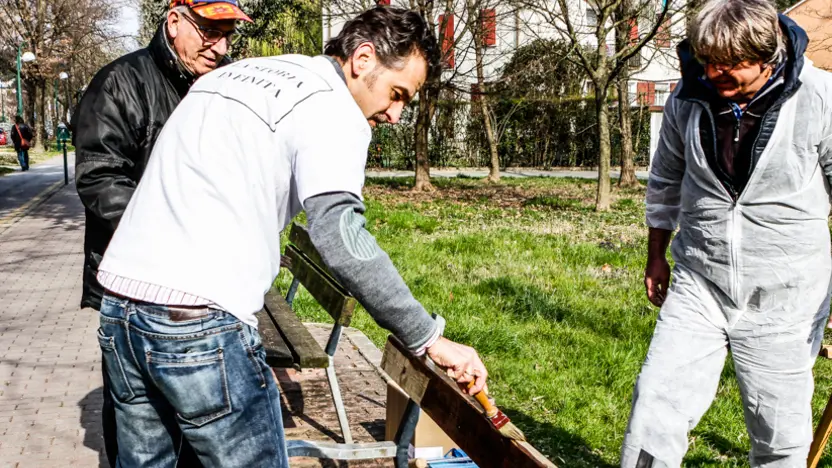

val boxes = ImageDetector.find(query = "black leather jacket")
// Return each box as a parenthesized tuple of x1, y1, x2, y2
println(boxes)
(73, 21, 230, 310)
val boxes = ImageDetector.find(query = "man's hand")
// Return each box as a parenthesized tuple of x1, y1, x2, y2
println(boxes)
(644, 255, 670, 307)
(427, 337, 488, 395)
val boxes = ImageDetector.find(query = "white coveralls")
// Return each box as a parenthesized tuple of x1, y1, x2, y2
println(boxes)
(621, 53, 832, 467)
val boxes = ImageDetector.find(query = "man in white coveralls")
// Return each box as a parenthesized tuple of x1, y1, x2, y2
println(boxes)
(621, 0, 832, 466)
(93, 6, 489, 467)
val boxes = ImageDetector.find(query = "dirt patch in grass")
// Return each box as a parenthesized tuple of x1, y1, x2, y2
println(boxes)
(365, 176, 644, 211)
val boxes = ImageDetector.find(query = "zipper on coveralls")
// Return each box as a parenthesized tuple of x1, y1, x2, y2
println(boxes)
(698, 99, 741, 299)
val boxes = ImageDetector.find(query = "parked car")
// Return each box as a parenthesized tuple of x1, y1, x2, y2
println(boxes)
(0, 128, 6, 146)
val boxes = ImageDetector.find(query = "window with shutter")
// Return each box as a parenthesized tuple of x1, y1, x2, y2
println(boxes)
(655, 14, 671, 48)
(438, 14, 455, 68)
(471, 83, 481, 102)
(637, 82, 648, 106)
(480, 9, 496, 47)
(586, 7, 597, 28)
(629, 19, 638, 45)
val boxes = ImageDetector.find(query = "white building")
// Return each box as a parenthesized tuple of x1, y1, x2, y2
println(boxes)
(322, 0, 684, 104)
(322, 0, 684, 167)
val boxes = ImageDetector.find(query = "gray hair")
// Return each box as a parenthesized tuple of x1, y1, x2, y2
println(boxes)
(689, 0, 786, 67)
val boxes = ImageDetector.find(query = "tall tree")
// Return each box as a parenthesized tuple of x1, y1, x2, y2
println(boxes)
(238, 0, 323, 58)
(468, 0, 501, 182)
(139, 0, 167, 46)
(526, 0, 679, 210)
(614, 0, 636, 188)
(412, 0, 442, 192)
(0, 0, 120, 150)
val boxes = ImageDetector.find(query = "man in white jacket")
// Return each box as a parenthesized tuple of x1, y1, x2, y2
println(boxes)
(622, 0, 832, 466)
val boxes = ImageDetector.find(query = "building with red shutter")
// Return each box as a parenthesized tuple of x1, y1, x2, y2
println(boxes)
(322, 0, 685, 168)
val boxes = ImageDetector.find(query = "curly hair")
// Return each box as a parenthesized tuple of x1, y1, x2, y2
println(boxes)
(325, 6, 441, 81)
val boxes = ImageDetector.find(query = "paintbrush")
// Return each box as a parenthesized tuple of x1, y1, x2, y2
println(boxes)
(467, 380, 526, 441)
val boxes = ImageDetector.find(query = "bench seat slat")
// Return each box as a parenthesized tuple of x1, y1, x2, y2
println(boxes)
(263, 288, 330, 369)
(255, 308, 294, 368)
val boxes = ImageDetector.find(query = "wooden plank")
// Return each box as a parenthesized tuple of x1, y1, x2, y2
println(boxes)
(820, 344, 832, 359)
(263, 289, 329, 369)
(254, 308, 294, 368)
(809, 391, 832, 468)
(381, 336, 556, 468)
(289, 223, 333, 277)
(285, 246, 356, 326)
(381, 341, 429, 404)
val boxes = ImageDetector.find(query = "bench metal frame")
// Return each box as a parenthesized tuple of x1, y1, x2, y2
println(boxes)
(265, 223, 420, 466)
(285, 277, 352, 444)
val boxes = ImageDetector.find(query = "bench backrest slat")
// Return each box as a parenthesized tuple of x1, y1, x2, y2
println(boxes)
(288, 223, 334, 279)
(284, 243, 355, 327)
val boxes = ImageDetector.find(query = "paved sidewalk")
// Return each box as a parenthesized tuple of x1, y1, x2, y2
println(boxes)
(0, 153, 73, 220)
(0, 183, 393, 467)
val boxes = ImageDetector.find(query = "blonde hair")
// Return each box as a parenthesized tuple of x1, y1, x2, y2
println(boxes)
(689, 0, 786, 67)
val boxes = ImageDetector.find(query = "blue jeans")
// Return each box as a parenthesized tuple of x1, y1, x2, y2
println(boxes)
(98, 294, 289, 468)
(17, 150, 28, 170)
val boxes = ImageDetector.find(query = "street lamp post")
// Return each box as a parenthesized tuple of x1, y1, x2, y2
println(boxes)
(1, 80, 6, 123)
(54, 73, 68, 133)
(56, 72, 69, 185)
(16, 44, 35, 118)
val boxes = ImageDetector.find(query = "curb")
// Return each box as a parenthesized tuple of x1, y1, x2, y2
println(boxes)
(0, 180, 66, 236)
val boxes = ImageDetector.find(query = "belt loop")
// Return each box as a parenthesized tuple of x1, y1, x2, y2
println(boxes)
(122, 298, 134, 320)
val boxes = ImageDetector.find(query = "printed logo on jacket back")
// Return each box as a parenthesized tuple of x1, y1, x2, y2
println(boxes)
(190, 57, 333, 132)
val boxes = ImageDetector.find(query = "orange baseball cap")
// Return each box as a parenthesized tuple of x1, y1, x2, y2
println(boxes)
(170, 0, 253, 22)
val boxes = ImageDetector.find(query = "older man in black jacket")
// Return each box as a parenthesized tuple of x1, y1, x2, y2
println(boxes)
(72, 1, 250, 465)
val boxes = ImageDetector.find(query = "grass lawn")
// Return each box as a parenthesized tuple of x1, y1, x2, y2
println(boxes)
(0, 145, 74, 176)
(276, 175, 832, 467)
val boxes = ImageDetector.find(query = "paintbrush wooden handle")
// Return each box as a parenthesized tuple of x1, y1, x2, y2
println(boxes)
(475, 391, 499, 418)
(467, 380, 498, 418)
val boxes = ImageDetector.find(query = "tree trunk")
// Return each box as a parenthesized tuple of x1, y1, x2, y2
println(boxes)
(595, 86, 612, 211)
(614, 0, 638, 189)
(34, 82, 46, 152)
(413, 85, 435, 192)
(479, 88, 500, 182)
(617, 74, 638, 188)
(24, 81, 35, 125)
(470, 4, 500, 182)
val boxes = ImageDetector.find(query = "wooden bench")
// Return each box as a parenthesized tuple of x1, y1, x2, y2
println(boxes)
(256, 223, 356, 435)
(257, 223, 415, 463)
(808, 344, 832, 468)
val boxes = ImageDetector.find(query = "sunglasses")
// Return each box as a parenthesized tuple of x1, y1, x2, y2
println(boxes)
(180, 12, 239, 46)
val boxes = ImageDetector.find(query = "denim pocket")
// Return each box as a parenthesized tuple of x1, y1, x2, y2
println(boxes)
(244, 324, 263, 352)
(97, 330, 136, 402)
(146, 348, 232, 427)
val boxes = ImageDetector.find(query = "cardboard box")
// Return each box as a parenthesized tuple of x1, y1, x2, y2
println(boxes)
(385, 380, 459, 458)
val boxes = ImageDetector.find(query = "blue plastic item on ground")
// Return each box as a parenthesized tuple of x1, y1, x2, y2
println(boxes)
(425, 449, 480, 467)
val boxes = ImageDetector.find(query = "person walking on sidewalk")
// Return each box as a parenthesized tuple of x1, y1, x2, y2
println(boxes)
(95, 7, 488, 467)
(10, 116, 32, 172)
(72, 1, 249, 466)
(621, 0, 832, 466)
